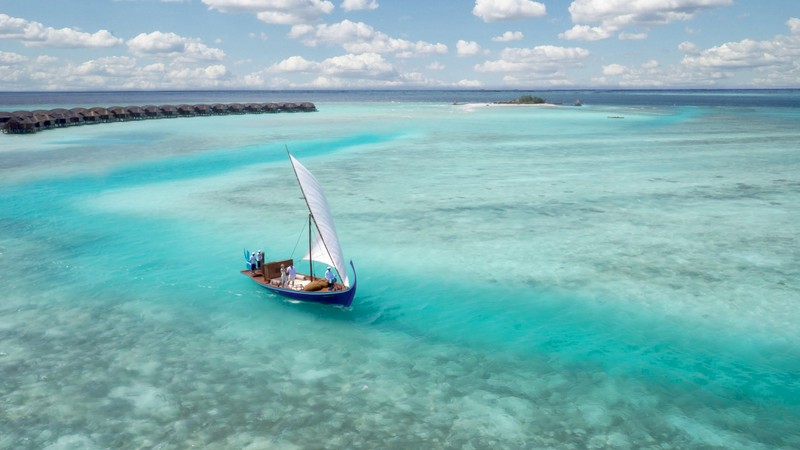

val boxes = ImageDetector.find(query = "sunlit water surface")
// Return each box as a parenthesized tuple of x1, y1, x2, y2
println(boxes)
(1, 91, 799, 449)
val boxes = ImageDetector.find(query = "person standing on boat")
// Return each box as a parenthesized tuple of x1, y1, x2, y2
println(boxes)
(325, 266, 335, 290)
(256, 249, 264, 269)
(287, 264, 296, 286)
(280, 264, 287, 287)
(249, 251, 257, 275)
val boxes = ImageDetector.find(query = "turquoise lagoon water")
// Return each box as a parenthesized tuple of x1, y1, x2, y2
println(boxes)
(1, 91, 799, 449)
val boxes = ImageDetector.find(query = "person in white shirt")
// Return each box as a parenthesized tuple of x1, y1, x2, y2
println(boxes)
(324, 267, 335, 289)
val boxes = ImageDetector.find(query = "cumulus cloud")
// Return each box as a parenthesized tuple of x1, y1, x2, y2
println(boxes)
(0, 13, 123, 48)
(492, 31, 524, 42)
(267, 52, 396, 79)
(456, 79, 483, 87)
(681, 18, 800, 72)
(0, 50, 28, 64)
(475, 45, 589, 79)
(201, 0, 334, 25)
(473, 0, 546, 23)
(341, 0, 378, 11)
(563, 0, 733, 41)
(127, 31, 225, 62)
(559, 25, 612, 41)
(619, 32, 647, 40)
(289, 20, 447, 57)
(456, 40, 481, 56)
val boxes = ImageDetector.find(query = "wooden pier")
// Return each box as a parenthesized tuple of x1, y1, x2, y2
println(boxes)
(0, 102, 316, 134)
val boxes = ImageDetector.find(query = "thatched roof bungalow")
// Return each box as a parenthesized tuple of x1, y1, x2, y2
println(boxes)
(70, 108, 95, 123)
(244, 103, 259, 113)
(3, 116, 36, 133)
(0, 111, 13, 127)
(264, 103, 280, 113)
(299, 102, 317, 112)
(90, 107, 111, 122)
(142, 105, 161, 118)
(159, 105, 178, 117)
(109, 107, 130, 121)
(126, 106, 144, 119)
(176, 104, 195, 116)
(32, 110, 56, 129)
(194, 104, 211, 115)
(48, 109, 70, 127)
(211, 103, 229, 114)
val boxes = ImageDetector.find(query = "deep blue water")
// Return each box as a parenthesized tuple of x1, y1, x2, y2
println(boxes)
(2, 88, 800, 110)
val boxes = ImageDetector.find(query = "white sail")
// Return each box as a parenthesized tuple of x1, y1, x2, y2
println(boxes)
(290, 154, 349, 287)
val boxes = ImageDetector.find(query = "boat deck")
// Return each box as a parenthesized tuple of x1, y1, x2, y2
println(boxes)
(239, 269, 346, 292)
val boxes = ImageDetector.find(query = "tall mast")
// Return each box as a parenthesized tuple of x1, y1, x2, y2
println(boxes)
(308, 213, 313, 279)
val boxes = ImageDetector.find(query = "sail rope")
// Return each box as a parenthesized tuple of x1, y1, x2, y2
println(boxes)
(290, 220, 307, 260)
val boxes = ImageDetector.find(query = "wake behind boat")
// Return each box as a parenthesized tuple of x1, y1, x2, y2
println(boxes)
(240, 151, 357, 307)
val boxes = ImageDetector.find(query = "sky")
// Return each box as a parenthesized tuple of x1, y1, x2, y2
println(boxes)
(0, 0, 799, 91)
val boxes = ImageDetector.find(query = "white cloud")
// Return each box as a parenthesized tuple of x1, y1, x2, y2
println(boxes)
(602, 63, 627, 76)
(289, 20, 446, 57)
(473, 0, 546, 23)
(268, 52, 396, 79)
(341, 0, 378, 11)
(619, 32, 647, 40)
(492, 31, 524, 42)
(564, 0, 733, 41)
(559, 25, 613, 41)
(127, 31, 225, 62)
(0, 13, 123, 48)
(475, 45, 589, 77)
(201, 0, 334, 25)
(641, 60, 659, 69)
(0, 50, 28, 64)
(678, 41, 698, 53)
(457, 40, 481, 56)
(456, 79, 483, 87)
(427, 61, 445, 70)
(75, 56, 138, 76)
(681, 20, 800, 71)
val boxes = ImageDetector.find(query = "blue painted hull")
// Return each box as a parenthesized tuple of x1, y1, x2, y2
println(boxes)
(246, 261, 357, 308)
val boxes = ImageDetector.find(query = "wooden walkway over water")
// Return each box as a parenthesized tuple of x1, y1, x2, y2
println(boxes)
(0, 102, 316, 134)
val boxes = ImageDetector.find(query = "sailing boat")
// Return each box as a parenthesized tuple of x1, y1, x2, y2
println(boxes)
(240, 151, 357, 307)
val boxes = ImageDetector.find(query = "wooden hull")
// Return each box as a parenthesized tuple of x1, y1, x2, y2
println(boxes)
(241, 261, 357, 307)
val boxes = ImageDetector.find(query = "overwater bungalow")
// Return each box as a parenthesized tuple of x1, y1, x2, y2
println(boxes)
(90, 107, 111, 122)
(160, 105, 178, 117)
(299, 102, 317, 112)
(142, 105, 161, 118)
(126, 106, 144, 119)
(2, 101, 316, 134)
(176, 104, 195, 116)
(48, 109, 70, 127)
(244, 103, 262, 113)
(32, 111, 56, 130)
(211, 103, 229, 114)
(70, 108, 95, 123)
(3, 116, 36, 133)
(109, 107, 130, 121)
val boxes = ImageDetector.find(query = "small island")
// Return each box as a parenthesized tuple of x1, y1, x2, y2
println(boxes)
(494, 94, 547, 105)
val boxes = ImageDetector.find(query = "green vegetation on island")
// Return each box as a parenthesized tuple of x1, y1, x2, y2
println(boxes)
(494, 94, 547, 105)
